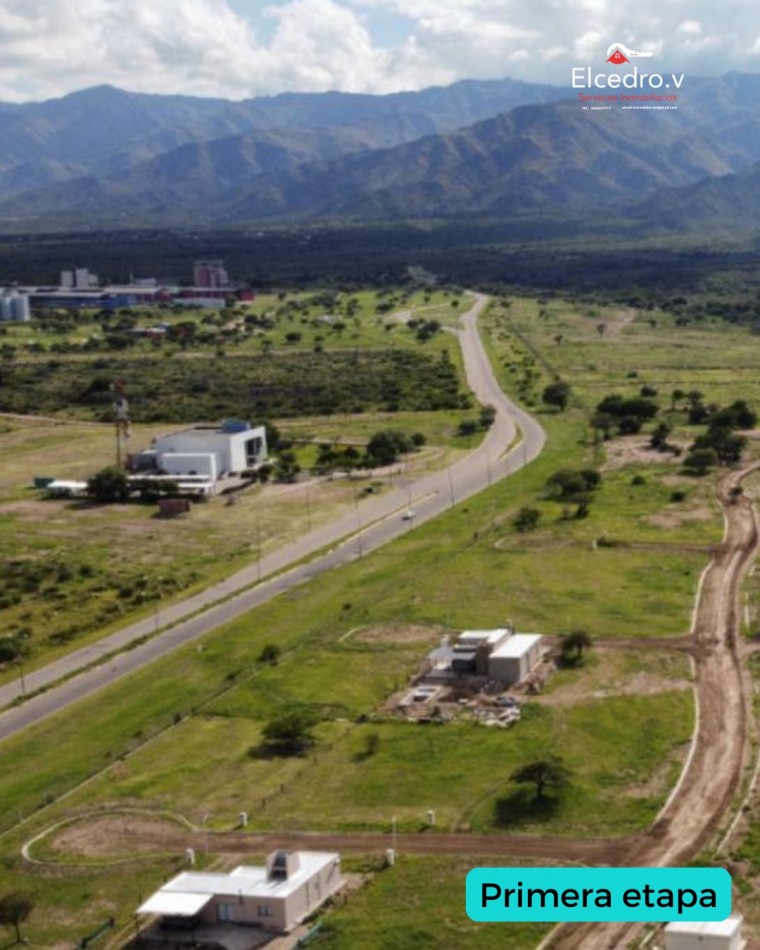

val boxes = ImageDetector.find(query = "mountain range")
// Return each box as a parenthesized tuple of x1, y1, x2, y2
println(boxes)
(2, 74, 760, 234)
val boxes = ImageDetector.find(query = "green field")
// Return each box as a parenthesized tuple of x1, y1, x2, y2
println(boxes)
(0, 291, 742, 946)
(311, 857, 552, 950)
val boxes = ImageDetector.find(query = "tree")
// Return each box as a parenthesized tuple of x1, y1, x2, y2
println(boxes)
(596, 394, 659, 425)
(546, 468, 601, 502)
(365, 430, 411, 466)
(258, 710, 317, 757)
(0, 891, 34, 942)
(86, 466, 130, 503)
(560, 630, 592, 666)
(274, 450, 301, 483)
(670, 388, 686, 411)
(591, 412, 615, 442)
(542, 381, 571, 412)
(683, 447, 719, 477)
(510, 757, 571, 801)
(650, 422, 672, 451)
(693, 427, 747, 465)
(514, 506, 541, 533)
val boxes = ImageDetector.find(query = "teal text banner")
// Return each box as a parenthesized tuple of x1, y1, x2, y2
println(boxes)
(466, 867, 731, 923)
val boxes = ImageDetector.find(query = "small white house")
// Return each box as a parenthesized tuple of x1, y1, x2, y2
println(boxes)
(664, 915, 745, 950)
(138, 851, 342, 933)
(138, 420, 267, 479)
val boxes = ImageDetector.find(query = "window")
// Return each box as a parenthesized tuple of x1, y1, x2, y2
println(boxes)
(258, 905, 274, 917)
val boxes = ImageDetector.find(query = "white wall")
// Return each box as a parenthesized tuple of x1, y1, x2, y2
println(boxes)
(160, 453, 218, 480)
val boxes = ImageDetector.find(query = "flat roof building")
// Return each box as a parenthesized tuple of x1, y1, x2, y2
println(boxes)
(488, 634, 543, 687)
(664, 915, 745, 950)
(138, 851, 342, 933)
(135, 420, 268, 481)
(426, 628, 543, 686)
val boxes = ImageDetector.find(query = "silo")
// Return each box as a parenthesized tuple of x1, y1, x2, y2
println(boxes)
(10, 293, 30, 322)
(0, 292, 12, 322)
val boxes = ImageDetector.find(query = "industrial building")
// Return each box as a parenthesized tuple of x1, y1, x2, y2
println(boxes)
(0, 291, 30, 322)
(193, 259, 230, 289)
(427, 628, 544, 687)
(137, 851, 342, 933)
(60, 267, 99, 289)
(664, 915, 745, 950)
(132, 420, 268, 481)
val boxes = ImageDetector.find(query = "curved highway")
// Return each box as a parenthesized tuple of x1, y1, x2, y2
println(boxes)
(0, 292, 546, 743)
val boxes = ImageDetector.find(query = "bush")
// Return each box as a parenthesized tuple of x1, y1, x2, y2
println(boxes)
(457, 419, 480, 437)
(87, 466, 130, 503)
(258, 644, 281, 665)
(546, 468, 601, 501)
(514, 506, 541, 532)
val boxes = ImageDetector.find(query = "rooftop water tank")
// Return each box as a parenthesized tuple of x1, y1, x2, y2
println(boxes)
(221, 419, 251, 434)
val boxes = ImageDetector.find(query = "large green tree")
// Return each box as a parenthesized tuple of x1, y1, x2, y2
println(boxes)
(560, 630, 592, 666)
(510, 757, 571, 801)
(0, 892, 34, 943)
(542, 381, 571, 412)
(259, 710, 317, 757)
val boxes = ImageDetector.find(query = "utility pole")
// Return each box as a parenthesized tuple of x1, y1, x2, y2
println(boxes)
(256, 513, 262, 582)
(112, 380, 130, 468)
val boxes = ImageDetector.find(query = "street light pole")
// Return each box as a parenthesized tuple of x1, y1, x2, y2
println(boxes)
(16, 658, 26, 698)
(355, 499, 363, 558)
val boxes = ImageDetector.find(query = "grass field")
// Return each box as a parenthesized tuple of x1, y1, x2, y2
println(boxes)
(311, 856, 552, 950)
(485, 295, 760, 422)
(0, 411, 481, 679)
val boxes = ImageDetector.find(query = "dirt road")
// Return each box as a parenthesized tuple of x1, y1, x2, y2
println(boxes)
(546, 462, 760, 949)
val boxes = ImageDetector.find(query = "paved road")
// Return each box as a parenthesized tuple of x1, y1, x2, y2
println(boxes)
(0, 293, 546, 743)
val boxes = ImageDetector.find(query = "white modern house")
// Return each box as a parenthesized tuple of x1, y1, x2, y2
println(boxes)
(488, 634, 544, 686)
(664, 915, 745, 950)
(138, 851, 342, 933)
(427, 628, 544, 687)
(133, 420, 267, 481)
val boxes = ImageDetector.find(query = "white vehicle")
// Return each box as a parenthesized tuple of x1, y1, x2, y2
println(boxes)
(402, 508, 415, 521)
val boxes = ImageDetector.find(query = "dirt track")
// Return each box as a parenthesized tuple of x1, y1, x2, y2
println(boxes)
(546, 462, 760, 949)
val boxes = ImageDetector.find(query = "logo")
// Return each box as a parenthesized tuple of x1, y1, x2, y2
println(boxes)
(606, 43, 654, 65)
(572, 41, 683, 110)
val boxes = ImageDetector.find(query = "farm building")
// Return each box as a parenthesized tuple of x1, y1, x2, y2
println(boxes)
(132, 419, 267, 481)
(426, 628, 543, 686)
(664, 915, 745, 950)
(138, 850, 342, 933)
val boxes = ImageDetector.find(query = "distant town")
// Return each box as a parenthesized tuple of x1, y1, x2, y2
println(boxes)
(0, 258, 252, 323)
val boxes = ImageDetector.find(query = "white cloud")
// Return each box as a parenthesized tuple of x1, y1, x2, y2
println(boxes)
(0, 0, 758, 102)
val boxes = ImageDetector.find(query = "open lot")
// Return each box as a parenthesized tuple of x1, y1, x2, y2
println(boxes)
(1, 293, 748, 946)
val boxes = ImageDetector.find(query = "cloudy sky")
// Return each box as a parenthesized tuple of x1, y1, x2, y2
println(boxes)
(0, 0, 759, 102)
